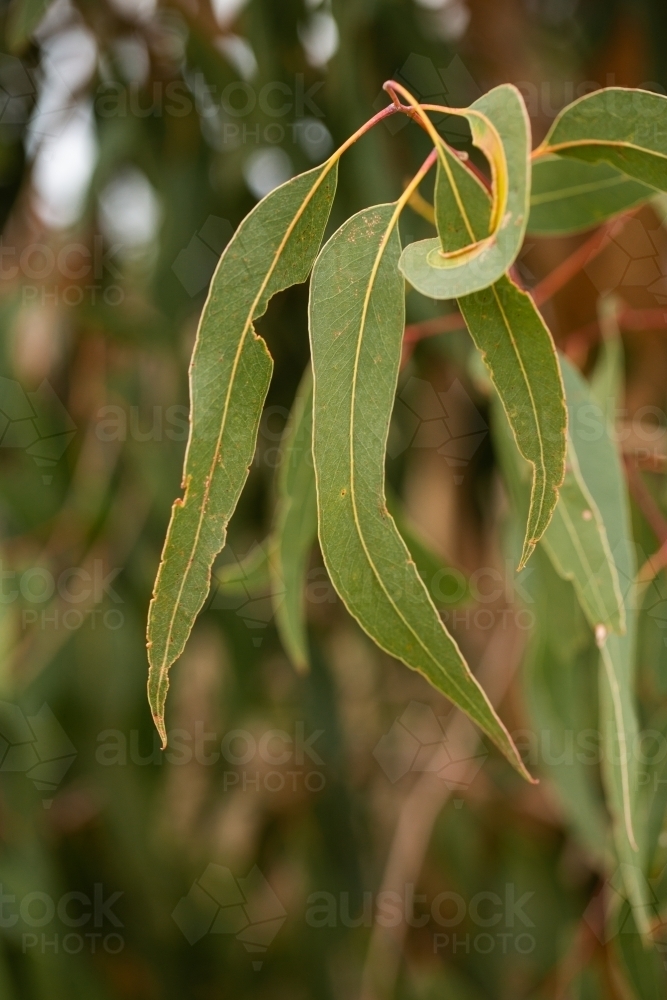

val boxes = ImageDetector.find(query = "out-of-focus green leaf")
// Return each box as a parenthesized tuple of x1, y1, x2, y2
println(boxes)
(309, 203, 529, 779)
(524, 550, 611, 864)
(591, 296, 625, 425)
(494, 398, 611, 862)
(566, 359, 650, 935)
(538, 355, 626, 634)
(459, 277, 566, 568)
(270, 366, 318, 673)
(215, 542, 271, 596)
(527, 156, 654, 235)
(6, 0, 51, 51)
(399, 85, 531, 297)
(541, 440, 624, 634)
(612, 900, 667, 998)
(147, 162, 338, 744)
(539, 88, 667, 192)
(386, 491, 470, 608)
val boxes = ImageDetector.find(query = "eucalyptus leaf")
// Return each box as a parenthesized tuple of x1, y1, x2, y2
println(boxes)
(417, 142, 566, 565)
(527, 156, 654, 236)
(386, 491, 470, 609)
(215, 543, 271, 597)
(147, 162, 338, 744)
(270, 366, 318, 673)
(6, 0, 52, 51)
(309, 203, 529, 778)
(523, 550, 611, 865)
(590, 295, 624, 426)
(399, 84, 531, 298)
(459, 277, 566, 567)
(539, 88, 667, 192)
(566, 359, 650, 935)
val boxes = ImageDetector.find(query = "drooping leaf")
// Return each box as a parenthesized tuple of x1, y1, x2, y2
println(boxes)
(523, 549, 611, 865)
(566, 358, 650, 935)
(527, 156, 654, 236)
(270, 366, 318, 673)
(309, 202, 529, 778)
(399, 84, 531, 298)
(538, 88, 667, 192)
(459, 277, 567, 567)
(147, 162, 338, 744)
(542, 439, 625, 634)
(497, 356, 625, 635)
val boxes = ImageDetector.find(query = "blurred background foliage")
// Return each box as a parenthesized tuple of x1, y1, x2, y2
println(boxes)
(1, 0, 667, 997)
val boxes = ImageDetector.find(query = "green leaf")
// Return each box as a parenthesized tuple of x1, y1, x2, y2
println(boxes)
(215, 543, 271, 597)
(590, 295, 624, 425)
(523, 549, 611, 864)
(458, 277, 567, 567)
(386, 491, 470, 609)
(566, 359, 650, 935)
(309, 202, 529, 779)
(539, 87, 667, 192)
(498, 351, 625, 634)
(527, 156, 654, 236)
(399, 85, 531, 298)
(6, 0, 52, 51)
(541, 437, 625, 634)
(270, 366, 318, 673)
(147, 162, 338, 744)
(433, 148, 492, 253)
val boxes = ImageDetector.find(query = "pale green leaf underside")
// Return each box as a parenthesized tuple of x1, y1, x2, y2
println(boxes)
(270, 366, 318, 673)
(147, 162, 338, 743)
(542, 441, 625, 634)
(497, 349, 624, 632)
(541, 87, 667, 193)
(399, 84, 531, 298)
(538, 355, 626, 634)
(527, 156, 654, 236)
(564, 357, 648, 931)
(309, 202, 528, 778)
(524, 550, 611, 864)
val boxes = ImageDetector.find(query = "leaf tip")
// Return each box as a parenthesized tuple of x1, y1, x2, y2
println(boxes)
(516, 540, 536, 573)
